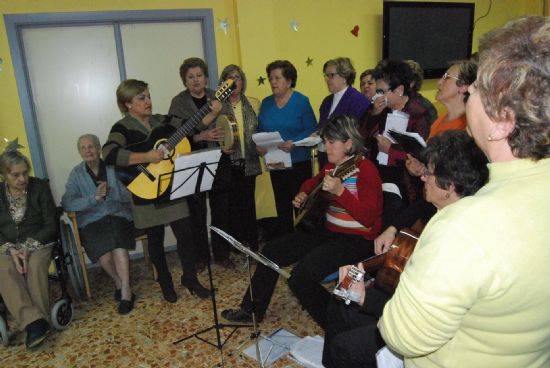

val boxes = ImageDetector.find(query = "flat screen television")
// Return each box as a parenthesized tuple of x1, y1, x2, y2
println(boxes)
(383, 1, 475, 79)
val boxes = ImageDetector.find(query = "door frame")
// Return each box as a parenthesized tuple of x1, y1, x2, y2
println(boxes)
(5, 9, 218, 178)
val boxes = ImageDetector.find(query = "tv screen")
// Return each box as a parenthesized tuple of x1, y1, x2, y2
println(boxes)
(383, 1, 475, 79)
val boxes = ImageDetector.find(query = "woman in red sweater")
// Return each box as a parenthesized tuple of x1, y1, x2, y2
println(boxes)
(222, 115, 383, 330)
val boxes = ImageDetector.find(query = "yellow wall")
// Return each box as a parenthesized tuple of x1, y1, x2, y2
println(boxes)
(0, 0, 544, 217)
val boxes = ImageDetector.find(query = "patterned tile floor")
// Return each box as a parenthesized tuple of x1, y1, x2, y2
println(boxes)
(2, 251, 325, 367)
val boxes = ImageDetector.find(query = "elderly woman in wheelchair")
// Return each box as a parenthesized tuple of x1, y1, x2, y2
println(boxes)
(0, 149, 57, 349)
(61, 134, 135, 315)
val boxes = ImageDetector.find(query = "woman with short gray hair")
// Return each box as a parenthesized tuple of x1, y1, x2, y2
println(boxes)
(62, 134, 136, 314)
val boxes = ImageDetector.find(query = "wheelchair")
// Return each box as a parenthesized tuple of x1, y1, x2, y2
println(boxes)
(0, 209, 83, 347)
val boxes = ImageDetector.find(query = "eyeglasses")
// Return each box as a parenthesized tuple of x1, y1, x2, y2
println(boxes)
(324, 72, 340, 79)
(442, 72, 460, 81)
(375, 87, 392, 95)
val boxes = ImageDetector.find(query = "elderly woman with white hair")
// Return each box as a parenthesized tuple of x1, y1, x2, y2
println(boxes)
(62, 134, 135, 315)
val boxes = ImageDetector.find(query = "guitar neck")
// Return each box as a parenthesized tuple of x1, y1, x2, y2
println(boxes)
(165, 103, 213, 150)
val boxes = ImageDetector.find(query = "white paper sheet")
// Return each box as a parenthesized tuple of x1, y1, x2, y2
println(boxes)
(252, 132, 292, 170)
(376, 346, 404, 368)
(377, 111, 410, 165)
(242, 328, 300, 366)
(295, 136, 322, 147)
(170, 148, 222, 200)
(289, 335, 325, 368)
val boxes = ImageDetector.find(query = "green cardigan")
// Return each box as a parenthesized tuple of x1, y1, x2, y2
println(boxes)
(0, 177, 57, 253)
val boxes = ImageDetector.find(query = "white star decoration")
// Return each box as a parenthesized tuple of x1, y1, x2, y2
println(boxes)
(218, 18, 230, 35)
(289, 18, 299, 32)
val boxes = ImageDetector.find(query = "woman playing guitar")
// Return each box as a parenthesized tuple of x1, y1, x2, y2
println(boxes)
(323, 130, 489, 368)
(103, 79, 220, 302)
(221, 114, 383, 330)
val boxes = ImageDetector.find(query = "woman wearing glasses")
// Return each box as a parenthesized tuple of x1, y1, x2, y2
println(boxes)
(317, 57, 371, 167)
(375, 59, 478, 250)
(323, 130, 489, 368)
(380, 16, 550, 366)
(359, 60, 432, 226)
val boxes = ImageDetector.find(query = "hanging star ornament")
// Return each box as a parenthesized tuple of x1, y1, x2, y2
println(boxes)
(305, 57, 313, 67)
(218, 18, 230, 35)
(289, 18, 299, 32)
(3, 137, 24, 152)
(257, 76, 266, 85)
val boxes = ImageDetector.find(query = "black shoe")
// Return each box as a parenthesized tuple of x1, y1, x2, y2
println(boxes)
(159, 279, 178, 303)
(181, 276, 211, 299)
(25, 318, 50, 349)
(114, 289, 121, 302)
(221, 308, 254, 324)
(118, 294, 136, 315)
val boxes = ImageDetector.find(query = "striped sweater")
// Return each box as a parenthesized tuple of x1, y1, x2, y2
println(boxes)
(298, 157, 383, 240)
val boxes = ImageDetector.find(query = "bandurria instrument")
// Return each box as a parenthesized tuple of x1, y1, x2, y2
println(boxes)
(214, 114, 240, 152)
(294, 155, 362, 233)
(123, 79, 234, 200)
(333, 227, 420, 304)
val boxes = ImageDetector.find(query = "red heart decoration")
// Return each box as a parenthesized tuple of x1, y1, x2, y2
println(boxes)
(351, 25, 359, 37)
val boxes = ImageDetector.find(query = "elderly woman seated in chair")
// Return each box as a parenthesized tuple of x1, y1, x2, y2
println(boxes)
(0, 148, 56, 349)
(61, 134, 135, 315)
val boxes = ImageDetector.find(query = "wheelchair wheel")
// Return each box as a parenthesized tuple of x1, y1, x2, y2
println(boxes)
(0, 316, 8, 346)
(51, 298, 74, 330)
(59, 221, 86, 299)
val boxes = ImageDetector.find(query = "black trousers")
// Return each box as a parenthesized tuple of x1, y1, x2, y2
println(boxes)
(187, 193, 209, 262)
(145, 216, 197, 284)
(188, 154, 243, 262)
(269, 160, 312, 234)
(240, 228, 373, 329)
(323, 288, 390, 368)
(225, 165, 258, 250)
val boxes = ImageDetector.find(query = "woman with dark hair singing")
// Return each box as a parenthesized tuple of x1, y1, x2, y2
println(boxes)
(256, 60, 317, 235)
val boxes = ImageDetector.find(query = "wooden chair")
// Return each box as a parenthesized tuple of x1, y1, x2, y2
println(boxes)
(66, 212, 156, 299)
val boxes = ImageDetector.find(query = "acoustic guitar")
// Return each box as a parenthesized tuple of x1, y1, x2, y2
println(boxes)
(294, 155, 362, 233)
(333, 226, 420, 304)
(122, 79, 234, 200)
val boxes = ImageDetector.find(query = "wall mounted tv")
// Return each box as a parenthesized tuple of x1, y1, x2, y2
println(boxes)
(383, 1, 475, 79)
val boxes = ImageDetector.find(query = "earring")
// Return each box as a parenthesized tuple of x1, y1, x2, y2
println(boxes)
(445, 192, 450, 199)
(487, 135, 493, 141)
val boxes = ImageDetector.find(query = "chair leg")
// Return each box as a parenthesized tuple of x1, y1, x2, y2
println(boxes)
(69, 217, 92, 300)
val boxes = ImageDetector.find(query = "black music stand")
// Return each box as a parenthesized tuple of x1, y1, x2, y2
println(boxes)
(210, 226, 292, 367)
(168, 149, 252, 367)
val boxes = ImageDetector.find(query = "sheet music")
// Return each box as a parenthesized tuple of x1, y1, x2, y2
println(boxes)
(170, 148, 222, 199)
(294, 136, 322, 147)
(377, 111, 409, 165)
(210, 226, 291, 279)
(252, 132, 292, 170)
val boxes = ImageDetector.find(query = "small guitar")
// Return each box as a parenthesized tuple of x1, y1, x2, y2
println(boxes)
(333, 227, 420, 304)
(123, 79, 234, 200)
(294, 155, 362, 233)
